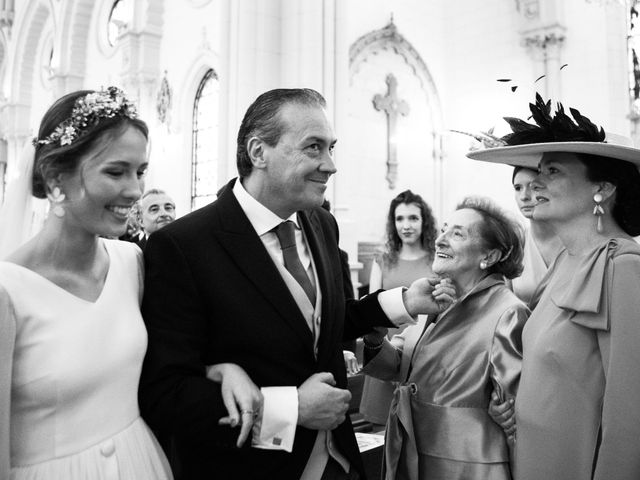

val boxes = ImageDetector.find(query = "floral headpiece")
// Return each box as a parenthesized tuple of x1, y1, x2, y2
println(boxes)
(32, 86, 138, 148)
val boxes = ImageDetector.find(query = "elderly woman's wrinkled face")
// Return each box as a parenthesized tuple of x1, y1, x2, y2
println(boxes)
(531, 153, 596, 223)
(433, 208, 487, 280)
(513, 169, 537, 219)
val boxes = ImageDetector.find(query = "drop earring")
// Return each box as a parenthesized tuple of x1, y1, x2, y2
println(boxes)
(593, 193, 604, 233)
(479, 260, 488, 270)
(48, 186, 66, 218)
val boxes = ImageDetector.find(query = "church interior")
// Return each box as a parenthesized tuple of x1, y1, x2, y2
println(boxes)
(1, 1, 639, 474)
(1, 0, 638, 290)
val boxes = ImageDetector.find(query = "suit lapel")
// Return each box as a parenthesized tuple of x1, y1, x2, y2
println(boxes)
(299, 210, 336, 364)
(213, 182, 314, 350)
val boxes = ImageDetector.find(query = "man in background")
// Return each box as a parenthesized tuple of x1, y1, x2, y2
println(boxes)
(136, 189, 176, 249)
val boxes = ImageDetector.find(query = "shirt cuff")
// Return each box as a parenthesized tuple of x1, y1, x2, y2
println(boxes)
(252, 386, 298, 452)
(377, 287, 416, 327)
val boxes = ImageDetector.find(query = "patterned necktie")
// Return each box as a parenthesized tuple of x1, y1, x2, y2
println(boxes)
(273, 221, 316, 306)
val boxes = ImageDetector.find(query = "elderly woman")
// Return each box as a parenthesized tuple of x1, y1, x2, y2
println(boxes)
(362, 196, 529, 480)
(468, 94, 640, 480)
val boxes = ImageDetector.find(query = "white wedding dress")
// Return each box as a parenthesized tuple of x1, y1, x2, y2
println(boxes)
(0, 239, 172, 480)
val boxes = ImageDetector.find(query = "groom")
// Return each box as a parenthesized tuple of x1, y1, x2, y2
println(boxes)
(139, 88, 449, 479)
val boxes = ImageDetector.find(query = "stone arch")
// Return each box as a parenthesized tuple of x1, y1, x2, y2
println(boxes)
(177, 52, 220, 131)
(345, 20, 446, 247)
(349, 20, 443, 132)
(56, 0, 95, 92)
(174, 51, 220, 209)
(11, 0, 51, 105)
(55, 0, 165, 93)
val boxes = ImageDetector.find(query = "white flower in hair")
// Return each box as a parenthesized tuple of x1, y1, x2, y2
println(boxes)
(32, 86, 138, 148)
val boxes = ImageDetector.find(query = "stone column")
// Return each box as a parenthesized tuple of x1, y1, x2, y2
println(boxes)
(517, 0, 567, 100)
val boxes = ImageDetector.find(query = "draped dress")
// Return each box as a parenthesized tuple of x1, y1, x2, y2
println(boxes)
(516, 238, 640, 480)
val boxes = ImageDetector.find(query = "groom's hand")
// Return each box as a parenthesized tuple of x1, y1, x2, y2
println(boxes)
(403, 277, 456, 317)
(297, 372, 351, 431)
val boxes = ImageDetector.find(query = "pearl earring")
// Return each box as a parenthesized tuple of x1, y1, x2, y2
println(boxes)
(480, 260, 488, 270)
(593, 193, 604, 233)
(48, 186, 66, 218)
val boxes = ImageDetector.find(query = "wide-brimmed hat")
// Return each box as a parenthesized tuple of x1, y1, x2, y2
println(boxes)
(466, 132, 640, 170)
(463, 93, 640, 170)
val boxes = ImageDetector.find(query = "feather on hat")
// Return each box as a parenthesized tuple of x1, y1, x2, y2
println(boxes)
(466, 94, 640, 170)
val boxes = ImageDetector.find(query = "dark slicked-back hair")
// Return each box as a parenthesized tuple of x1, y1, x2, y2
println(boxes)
(457, 196, 525, 280)
(32, 90, 148, 199)
(383, 189, 437, 266)
(236, 88, 326, 178)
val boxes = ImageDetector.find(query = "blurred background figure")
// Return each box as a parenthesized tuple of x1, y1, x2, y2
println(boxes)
(509, 167, 563, 306)
(136, 189, 176, 249)
(359, 189, 437, 426)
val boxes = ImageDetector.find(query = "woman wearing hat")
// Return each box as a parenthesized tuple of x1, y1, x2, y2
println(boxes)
(468, 95, 640, 480)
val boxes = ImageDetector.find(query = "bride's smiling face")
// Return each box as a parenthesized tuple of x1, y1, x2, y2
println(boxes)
(57, 125, 148, 238)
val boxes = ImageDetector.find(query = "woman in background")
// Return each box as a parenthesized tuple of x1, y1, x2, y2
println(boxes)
(510, 166, 563, 306)
(359, 189, 437, 426)
(489, 167, 564, 434)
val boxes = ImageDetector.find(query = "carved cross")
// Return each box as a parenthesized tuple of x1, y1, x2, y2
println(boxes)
(373, 73, 410, 189)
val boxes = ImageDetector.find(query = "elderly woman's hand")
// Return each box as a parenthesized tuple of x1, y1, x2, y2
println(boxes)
(206, 363, 264, 448)
(403, 276, 457, 317)
(488, 390, 516, 437)
(343, 350, 361, 375)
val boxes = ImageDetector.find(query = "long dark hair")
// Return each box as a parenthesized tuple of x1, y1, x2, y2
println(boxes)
(382, 190, 437, 266)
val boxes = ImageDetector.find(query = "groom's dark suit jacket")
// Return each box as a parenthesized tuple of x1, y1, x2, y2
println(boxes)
(139, 179, 393, 479)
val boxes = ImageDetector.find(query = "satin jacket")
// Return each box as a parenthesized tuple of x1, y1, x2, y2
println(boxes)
(364, 274, 529, 479)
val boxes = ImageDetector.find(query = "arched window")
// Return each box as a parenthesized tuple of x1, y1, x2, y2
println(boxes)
(108, 0, 133, 46)
(0, 140, 7, 204)
(191, 69, 219, 210)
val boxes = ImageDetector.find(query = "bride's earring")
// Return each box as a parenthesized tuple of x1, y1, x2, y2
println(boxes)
(593, 193, 604, 233)
(48, 186, 66, 218)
